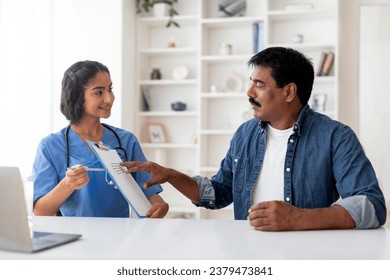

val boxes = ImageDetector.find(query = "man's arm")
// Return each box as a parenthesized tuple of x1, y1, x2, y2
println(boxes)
(248, 200, 355, 231)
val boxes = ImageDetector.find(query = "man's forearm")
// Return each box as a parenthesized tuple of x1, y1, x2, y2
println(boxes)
(167, 168, 200, 203)
(296, 205, 355, 230)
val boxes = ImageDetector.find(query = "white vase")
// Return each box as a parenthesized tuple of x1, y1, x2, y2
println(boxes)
(153, 3, 169, 17)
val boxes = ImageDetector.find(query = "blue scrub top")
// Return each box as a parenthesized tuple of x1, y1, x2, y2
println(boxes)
(32, 124, 162, 217)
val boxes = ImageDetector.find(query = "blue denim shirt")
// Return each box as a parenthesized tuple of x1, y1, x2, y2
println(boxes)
(194, 105, 387, 228)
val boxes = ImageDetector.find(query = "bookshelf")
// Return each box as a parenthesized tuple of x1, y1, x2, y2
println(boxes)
(134, 0, 340, 219)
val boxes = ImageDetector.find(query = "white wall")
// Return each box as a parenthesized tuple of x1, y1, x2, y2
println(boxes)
(0, 0, 135, 178)
(50, 0, 125, 131)
(359, 4, 390, 199)
(0, 0, 52, 177)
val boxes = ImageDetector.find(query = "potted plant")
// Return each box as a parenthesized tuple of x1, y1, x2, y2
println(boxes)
(136, 0, 179, 28)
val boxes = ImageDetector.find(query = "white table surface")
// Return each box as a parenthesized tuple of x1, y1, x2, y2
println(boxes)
(1, 216, 389, 260)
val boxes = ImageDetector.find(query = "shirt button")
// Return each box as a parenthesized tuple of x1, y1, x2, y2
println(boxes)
(286, 197, 291, 202)
(209, 201, 213, 205)
(234, 159, 238, 163)
(289, 139, 294, 143)
(286, 167, 291, 172)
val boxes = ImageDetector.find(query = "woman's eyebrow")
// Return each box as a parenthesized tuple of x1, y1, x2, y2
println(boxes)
(90, 84, 112, 90)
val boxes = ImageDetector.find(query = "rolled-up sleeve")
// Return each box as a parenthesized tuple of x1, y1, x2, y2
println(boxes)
(333, 195, 379, 229)
(192, 175, 216, 209)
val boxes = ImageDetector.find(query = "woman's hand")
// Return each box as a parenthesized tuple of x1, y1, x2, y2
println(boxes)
(63, 164, 90, 191)
(147, 194, 169, 218)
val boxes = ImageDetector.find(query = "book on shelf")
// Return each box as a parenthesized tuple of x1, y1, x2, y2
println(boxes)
(316, 51, 334, 76)
(321, 51, 334, 76)
(252, 21, 264, 54)
(141, 86, 155, 111)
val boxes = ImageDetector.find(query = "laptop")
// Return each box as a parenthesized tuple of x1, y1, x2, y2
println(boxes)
(0, 166, 81, 253)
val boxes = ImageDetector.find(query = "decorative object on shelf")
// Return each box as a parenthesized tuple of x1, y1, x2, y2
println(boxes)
(135, 0, 179, 28)
(141, 86, 155, 111)
(171, 101, 187, 111)
(147, 123, 167, 143)
(223, 73, 243, 93)
(210, 85, 218, 94)
(252, 21, 265, 53)
(153, 2, 169, 17)
(150, 68, 162, 80)
(311, 93, 327, 112)
(171, 65, 189, 80)
(316, 51, 335, 76)
(167, 33, 176, 48)
(217, 0, 246, 17)
(293, 34, 304, 44)
(219, 43, 232, 55)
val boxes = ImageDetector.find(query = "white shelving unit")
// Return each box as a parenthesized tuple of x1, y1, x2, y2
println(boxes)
(266, 0, 339, 119)
(134, 0, 340, 220)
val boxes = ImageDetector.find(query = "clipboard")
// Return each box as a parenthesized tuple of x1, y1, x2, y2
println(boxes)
(87, 140, 151, 218)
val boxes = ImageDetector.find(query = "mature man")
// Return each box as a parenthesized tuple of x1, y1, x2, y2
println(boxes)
(122, 47, 386, 231)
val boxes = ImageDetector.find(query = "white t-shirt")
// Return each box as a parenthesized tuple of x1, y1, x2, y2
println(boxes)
(252, 124, 294, 204)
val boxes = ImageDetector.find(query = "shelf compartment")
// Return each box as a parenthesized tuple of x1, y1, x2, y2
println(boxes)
(141, 148, 198, 178)
(138, 15, 199, 26)
(139, 84, 198, 112)
(141, 143, 197, 149)
(138, 116, 197, 145)
(200, 130, 235, 135)
(201, 92, 245, 98)
(139, 111, 197, 117)
(200, 90, 251, 131)
(201, 16, 265, 27)
(139, 47, 198, 55)
(268, 17, 337, 45)
(201, 54, 251, 62)
(139, 79, 197, 85)
(199, 134, 232, 168)
(267, 8, 336, 21)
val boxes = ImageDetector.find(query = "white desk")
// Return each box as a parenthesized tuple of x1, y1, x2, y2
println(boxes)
(1, 216, 389, 260)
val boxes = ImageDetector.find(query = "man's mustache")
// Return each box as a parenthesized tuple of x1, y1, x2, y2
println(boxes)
(249, 97, 260, 107)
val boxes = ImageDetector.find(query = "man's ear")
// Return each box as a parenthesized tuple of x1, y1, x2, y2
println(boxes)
(285, 83, 297, 102)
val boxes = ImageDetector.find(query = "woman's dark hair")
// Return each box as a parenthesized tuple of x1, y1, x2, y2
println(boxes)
(247, 47, 314, 105)
(60, 60, 110, 124)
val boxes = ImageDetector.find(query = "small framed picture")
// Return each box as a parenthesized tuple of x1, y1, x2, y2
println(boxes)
(147, 123, 166, 143)
(312, 93, 327, 112)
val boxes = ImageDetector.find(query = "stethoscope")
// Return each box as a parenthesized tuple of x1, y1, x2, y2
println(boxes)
(65, 123, 128, 170)
(63, 123, 134, 216)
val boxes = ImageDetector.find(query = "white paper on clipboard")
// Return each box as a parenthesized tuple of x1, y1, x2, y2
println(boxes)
(87, 140, 151, 218)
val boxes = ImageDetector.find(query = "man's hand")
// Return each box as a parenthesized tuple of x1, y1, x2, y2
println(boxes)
(248, 200, 303, 231)
(121, 161, 200, 203)
(120, 161, 170, 188)
(248, 201, 356, 231)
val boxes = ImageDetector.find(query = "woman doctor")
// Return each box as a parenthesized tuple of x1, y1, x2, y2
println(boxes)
(33, 60, 169, 218)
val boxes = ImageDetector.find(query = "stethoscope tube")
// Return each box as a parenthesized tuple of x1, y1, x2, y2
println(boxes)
(65, 123, 128, 170)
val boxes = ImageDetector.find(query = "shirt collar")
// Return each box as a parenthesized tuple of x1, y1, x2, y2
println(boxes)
(257, 104, 310, 136)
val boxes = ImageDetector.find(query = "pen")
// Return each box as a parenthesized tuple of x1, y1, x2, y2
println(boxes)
(84, 167, 105, 172)
(68, 164, 105, 172)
